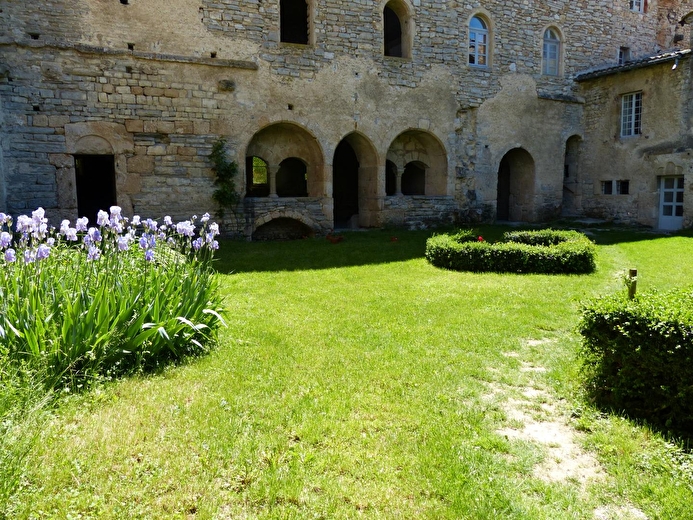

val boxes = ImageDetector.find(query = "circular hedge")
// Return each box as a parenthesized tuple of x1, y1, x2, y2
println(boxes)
(425, 229, 596, 274)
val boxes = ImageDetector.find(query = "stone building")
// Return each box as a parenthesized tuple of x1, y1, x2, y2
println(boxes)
(0, 0, 692, 237)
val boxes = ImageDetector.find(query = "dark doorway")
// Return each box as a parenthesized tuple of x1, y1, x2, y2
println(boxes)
(386, 160, 397, 196)
(497, 156, 510, 220)
(276, 157, 308, 197)
(280, 0, 309, 44)
(333, 140, 359, 228)
(384, 5, 402, 57)
(74, 155, 117, 225)
(562, 135, 581, 216)
(496, 148, 535, 222)
(401, 161, 425, 195)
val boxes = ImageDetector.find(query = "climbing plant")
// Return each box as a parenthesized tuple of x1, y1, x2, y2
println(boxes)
(210, 139, 240, 218)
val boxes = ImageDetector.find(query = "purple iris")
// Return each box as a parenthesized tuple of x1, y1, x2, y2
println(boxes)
(36, 244, 50, 260)
(144, 249, 155, 262)
(87, 245, 101, 261)
(96, 210, 109, 227)
(76, 217, 89, 232)
(117, 236, 129, 251)
(4, 248, 16, 263)
(0, 231, 11, 248)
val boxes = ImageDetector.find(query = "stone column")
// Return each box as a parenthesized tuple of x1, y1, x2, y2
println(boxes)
(269, 164, 279, 198)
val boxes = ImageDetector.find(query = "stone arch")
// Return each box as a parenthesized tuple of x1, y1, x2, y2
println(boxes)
(251, 210, 319, 240)
(245, 122, 325, 198)
(497, 147, 535, 222)
(383, 0, 414, 58)
(386, 129, 448, 196)
(333, 131, 380, 228)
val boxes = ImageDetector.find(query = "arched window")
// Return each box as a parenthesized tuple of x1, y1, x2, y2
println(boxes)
(385, 160, 397, 196)
(280, 0, 309, 45)
(276, 157, 308, 197)
(383, 0, 412, 59)
(468, 16, 489, 67)
(384, 6, 402, 57)
(542, 28, 561, 76)
(245, 156, 269, 197)
(401, 161, 426, 195)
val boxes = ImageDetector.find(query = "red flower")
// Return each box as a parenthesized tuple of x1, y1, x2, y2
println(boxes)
(477, 236, 484, 242)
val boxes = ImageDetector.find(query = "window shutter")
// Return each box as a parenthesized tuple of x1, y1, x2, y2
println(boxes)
(644, 0, 648, 13)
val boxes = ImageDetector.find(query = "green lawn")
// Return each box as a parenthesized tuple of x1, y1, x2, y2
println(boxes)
(7, 227, 693, 518)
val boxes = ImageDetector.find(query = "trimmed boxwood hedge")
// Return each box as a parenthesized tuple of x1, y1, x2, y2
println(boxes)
(425, 229, 596, 274)
(579, 288, 693, 433)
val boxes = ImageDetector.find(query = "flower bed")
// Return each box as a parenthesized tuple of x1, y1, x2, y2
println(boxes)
(425, 229, 596, 274)
(0, 207, 225, 390)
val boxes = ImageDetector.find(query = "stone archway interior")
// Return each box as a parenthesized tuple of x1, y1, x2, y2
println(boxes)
(497, 148, 535, 222)
(386, 130, 447, 196)
(246, 123, 324, 198)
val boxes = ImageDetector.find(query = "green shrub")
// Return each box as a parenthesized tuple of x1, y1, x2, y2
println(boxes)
(425, 229, 596, 274)
(578, 288, 693, 433)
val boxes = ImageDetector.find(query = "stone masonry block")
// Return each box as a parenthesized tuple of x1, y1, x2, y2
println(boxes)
(48, 115, 70, 128)
(125, 119, 144, 133)
(127, 154, 155, 173)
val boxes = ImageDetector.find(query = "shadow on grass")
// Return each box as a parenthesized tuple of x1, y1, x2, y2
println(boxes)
(212, 224, 693, 274)
(213, 229, 434, 273)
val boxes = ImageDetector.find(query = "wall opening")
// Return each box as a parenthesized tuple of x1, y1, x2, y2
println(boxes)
(384, 5, 403, 57)
(496, 148, 535, 222)
(74, 155, 117, 225)
(386, 160, 397, 196)
(562, 135, 581, 216)
(280, 0, 309, 44)
(245, 156, 270, 197)
(276, 157, 308, 197)
(401, 161, 426, 195)
(253, 217, 315, 241)
(333, 140, 360, 228)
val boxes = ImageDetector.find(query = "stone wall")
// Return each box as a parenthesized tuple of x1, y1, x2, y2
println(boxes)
(577, 56, 693, 228)
(1, 0, 692, 232)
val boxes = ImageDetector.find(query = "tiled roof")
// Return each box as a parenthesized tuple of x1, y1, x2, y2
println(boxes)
(574, 49, 691, 81)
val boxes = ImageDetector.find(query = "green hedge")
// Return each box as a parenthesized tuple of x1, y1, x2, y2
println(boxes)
(425, 229, 596, 274)
(579, 288, 693, 433)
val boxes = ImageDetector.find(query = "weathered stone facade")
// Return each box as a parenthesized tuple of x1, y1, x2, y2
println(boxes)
(1, 0, 692, 235)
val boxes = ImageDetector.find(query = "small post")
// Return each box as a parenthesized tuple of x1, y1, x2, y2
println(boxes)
(627, 268, 638, 300)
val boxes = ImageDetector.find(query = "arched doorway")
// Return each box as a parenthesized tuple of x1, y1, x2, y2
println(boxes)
(333, 140, 359, 228)
(562, 135, 581, 216)
(332, 132, 379, 228)
(497, 148, 535, 222)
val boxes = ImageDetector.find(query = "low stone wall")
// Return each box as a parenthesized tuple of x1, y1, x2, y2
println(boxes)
(242, 197, 333, 239)
(382, 195, 458, 229)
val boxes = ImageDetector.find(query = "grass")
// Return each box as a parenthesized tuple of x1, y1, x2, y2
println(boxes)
(4, 226, 693, 518)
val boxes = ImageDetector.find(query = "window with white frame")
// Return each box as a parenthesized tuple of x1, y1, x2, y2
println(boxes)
(469, 16, 489, 67)
(618, 46, 631, 65)
(542, 28, 560, 75)
(601, 180, 630, 194)
(621, 92, 642, 137)
(629, 0, 644, 13)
